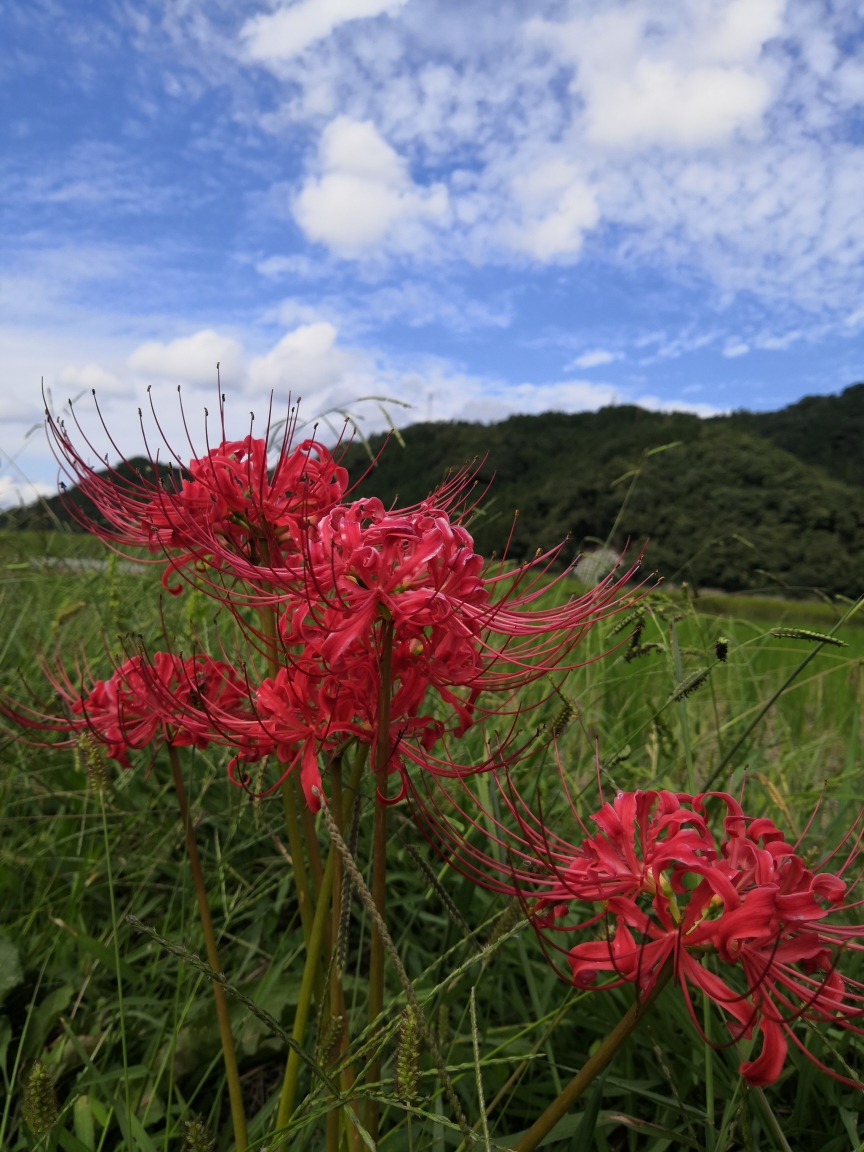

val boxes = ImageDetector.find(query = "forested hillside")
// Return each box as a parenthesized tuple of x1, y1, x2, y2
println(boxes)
(732, 381, 864, 488)
(8, 383, 864, 596)
(341, 388, 864, 596)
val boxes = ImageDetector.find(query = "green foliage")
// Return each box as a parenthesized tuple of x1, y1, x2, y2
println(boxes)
(2, 534, 864, 1150)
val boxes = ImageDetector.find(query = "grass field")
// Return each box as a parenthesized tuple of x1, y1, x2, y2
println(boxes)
(2, 530, 864, 1152)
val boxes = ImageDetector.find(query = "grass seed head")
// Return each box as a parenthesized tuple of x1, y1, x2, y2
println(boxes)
(250, 759, 268, 830)
(670, 668, 710, 701)
(51, 599, 87, 637)
(317, 1014, 344, 1066)
(608, 609, 645, 639)
(437, 1001, 449, 1046)
(394, 1008, 422, 1102)
(549, 699, 574, 739)
(771, 627, 847, 648)
(22, 1061, 58, 1136)
(183, 1118, 215, 1152)
(74, 732, 109, 793)
(624, 642, 661, 663)
(486, 899, 521, 950)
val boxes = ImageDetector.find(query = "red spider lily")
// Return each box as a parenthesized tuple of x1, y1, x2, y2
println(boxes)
(275, 495, 641, 697)
(407, 774, 864, 1088)
(47, 390, 640, 703)
(142, 434, 348, 586)
(248, 493, 644, 798)
(40, 391, 645, 817)
(165, 471, 643, 808)
(0, 651, 264, 768)
(144, 639, 454, 809)
(45, 393, 349, 591)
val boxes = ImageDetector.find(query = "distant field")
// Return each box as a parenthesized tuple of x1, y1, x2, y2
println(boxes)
(693, 588, 864, 629)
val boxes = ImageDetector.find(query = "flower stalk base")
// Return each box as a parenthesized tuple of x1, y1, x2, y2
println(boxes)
(513, 959, 673, 1152)
(365, 615, 394, 1141)
(169, 745, 248, 1152)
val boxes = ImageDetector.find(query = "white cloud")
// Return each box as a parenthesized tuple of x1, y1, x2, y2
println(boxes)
(126, 330, 245, 387)
(638, 395, 728, 418)
(293, 118, 448, 256)
(0, 474, 54, 510)
(539, 0, 784, 149)
(256, 254, 328, 279)
(571, 349, 618, 369)
(723, 341, 750, 358)
(241, 0, 409, 63)
(59, 362, 131, 397)
(269, 282, 512, 336)
(753, 330, 801, 351)
(246, 321, 362, 398)
(506, 160, 599, 260)
(502, 380, 621, 415)
(0, 394, 43, 422)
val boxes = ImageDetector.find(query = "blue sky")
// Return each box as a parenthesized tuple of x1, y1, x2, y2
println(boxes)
(3, 0, 864, 504)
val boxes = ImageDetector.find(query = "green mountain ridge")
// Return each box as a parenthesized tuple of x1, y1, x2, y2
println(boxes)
(7, 383, 864, 597)
(340, 385, 864, 597)
(733, 383, 864, 489)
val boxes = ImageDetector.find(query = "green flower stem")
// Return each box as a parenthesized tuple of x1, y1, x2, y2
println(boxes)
(168, 746, 247, 1152)
(339, 746, 368, 1152)
(275, 845, 336, 1146)
(280, 775, 327, 1011)
(325, 758, 344, 1152)
(704, 983, 715, 1152)
(259, 597, 318, 938)
(512, 959, 673, 1152)
(280, 777, 314, 946)
(326, 758, 346, 1152)
(326, 757, 364, 1152)
(365, 613, 394, 1142)
(274, 746, 368, 1146)
(301, 796, 325, 897)
(101, 791, 133, 1152)
(318, 800, 474, 1149)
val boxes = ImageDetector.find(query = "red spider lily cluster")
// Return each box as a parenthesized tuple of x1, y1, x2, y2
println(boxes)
(4, 395, 637, 810)
(410, 774, 864, 1088)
